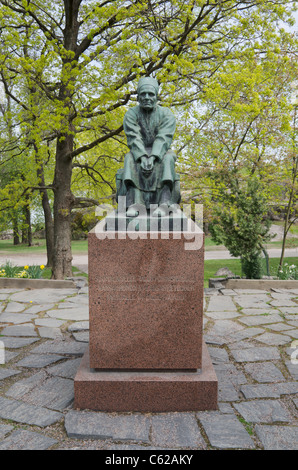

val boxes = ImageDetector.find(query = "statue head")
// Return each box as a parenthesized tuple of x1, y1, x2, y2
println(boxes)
(137, 77, 159, 111)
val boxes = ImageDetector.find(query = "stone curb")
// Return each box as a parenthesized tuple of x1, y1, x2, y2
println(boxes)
(0, 278, 77, 289)
(210, 278, 298, 290)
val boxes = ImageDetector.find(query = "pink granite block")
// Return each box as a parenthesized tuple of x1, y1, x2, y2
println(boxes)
(74, 341, 218, 412)
(88, 223, 204, 370)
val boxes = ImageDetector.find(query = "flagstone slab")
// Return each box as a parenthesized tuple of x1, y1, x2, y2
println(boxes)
(217, 382, 240, 402)
(20, 375, 74, 411)
(255, 425, 298, 450)
(6, 371, 47, 398)
(278, 307, 298, 315)
(68, 321, 89, 332)
(46, 307, 89, 321)
(3, 350, 20, 362)
(268, 323, 296, 332)
(255, 332, 292, 346)
(0, 424, 13, 439)
(0, 289, 25, 294)
(234, 295, 271, 309)
(270, 299, 297, 307)
(1, 324, 37, 337)
(0, 313, 38, 324)
(233, 289, 270, 294)
(9, 288, 77, 304)
(25, 304, 55, 314)
(37, 326, 63, 339)
(240, 382, 298, 399)
(15, 354, 65, 368)
(1, 337, 39, 349)
(34, 318, 65, 328)
(284, 329, 298, 339)
(230, 346, 280, 362)
(0, 294, 12, 301)
(204, 311, 240, 320)
(241, 308, 277, 316)
(207, 320, 244, 337)
(0, 368, 21, 381)
(214, 363, 247, 385)
(150, 413, 206, 448)
(208, 347, 230, 364)
(65, 409, 151, 442)
(47, 358, 82, 379)
(197, 412, 254, 449)
(228, 327, 265, 342)
(30, 339, 86, 356)
(57, 302, 85, 309)
(244, 362, 286, 383)
(0, 396, 63, 426)
(3, 302, 27, 313)
(65, 295, 89, 305)
(206, 296, 237, 312)
(238, 314, 282, 326)
(234, 400, 292, 423)
(0, 429, 57, 450)
(72, 331, 89, 342)
(271, 293, 298, 300)
(285, 360, 298, 380)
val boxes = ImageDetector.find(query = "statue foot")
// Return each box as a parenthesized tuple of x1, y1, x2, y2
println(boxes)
(126, 207, 139, 217)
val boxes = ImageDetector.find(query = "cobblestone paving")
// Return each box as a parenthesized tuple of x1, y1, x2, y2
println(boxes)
(0, 282, 298, 450)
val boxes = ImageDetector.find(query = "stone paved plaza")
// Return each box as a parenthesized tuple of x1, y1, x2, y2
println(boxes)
(0, 281, 298, 450)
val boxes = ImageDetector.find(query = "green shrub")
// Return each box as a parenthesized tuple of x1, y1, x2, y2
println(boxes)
(241, 253, 263, 279)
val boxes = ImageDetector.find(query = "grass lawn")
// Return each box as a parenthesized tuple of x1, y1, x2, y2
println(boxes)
(1, 222, 297, 254)
(1, 236, 297, 287)
(204, 256, 298, 287)
(0, 238, 88, 254)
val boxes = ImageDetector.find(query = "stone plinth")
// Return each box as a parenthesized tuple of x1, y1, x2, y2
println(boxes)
(74, 342, 218, 412)
(89, 218, 204, 370)
(74, 216, 218, 411)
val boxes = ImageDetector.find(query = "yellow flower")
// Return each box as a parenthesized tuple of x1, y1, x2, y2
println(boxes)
(24, 265, 29, 270)
(40, 265, 45, 270)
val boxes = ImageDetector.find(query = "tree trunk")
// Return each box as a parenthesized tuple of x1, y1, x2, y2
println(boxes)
(40, 189, 54, 268)
(278, 155, 297, 270)
(52, 135, 75, 279)
(13, 215, 20, 245)
(22, 204, 32, 246)
(35, 146, 55, 268)
(51, 0, 81, 279)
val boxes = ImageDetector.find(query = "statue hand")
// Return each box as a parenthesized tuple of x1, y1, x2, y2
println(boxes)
(141, 155, 155, 173)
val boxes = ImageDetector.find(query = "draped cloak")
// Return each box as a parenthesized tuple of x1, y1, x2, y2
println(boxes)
(121, 104, 177, 197)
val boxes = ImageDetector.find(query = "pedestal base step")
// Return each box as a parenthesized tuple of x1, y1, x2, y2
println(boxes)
(74, 341, 218, 412)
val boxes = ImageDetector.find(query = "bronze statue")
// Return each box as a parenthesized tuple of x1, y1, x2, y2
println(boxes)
(116, 77, 181, 217)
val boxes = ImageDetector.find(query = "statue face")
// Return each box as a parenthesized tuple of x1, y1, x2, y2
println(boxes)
(138, 86, 157, 111)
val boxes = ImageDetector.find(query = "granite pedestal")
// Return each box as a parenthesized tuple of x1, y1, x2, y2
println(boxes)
(74, 216, 218, 411)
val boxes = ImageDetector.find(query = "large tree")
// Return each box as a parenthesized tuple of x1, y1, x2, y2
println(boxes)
(0, 0, 296, 278)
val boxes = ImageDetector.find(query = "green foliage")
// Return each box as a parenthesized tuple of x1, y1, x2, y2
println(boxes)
(0, 261, 20, 278)
(240, 254, 263, 280)
(0, 262, 45, 279)
(209, 176, 273, 278)
(0, 1, 297, 276)
(71, 209, 98, 240)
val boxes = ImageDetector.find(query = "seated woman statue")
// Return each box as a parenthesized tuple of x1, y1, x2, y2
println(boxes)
(116, 76, 181, 217)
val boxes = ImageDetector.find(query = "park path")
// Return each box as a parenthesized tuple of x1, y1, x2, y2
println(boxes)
(0, 282, 297, 449)
(0, 247, 297, 274)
